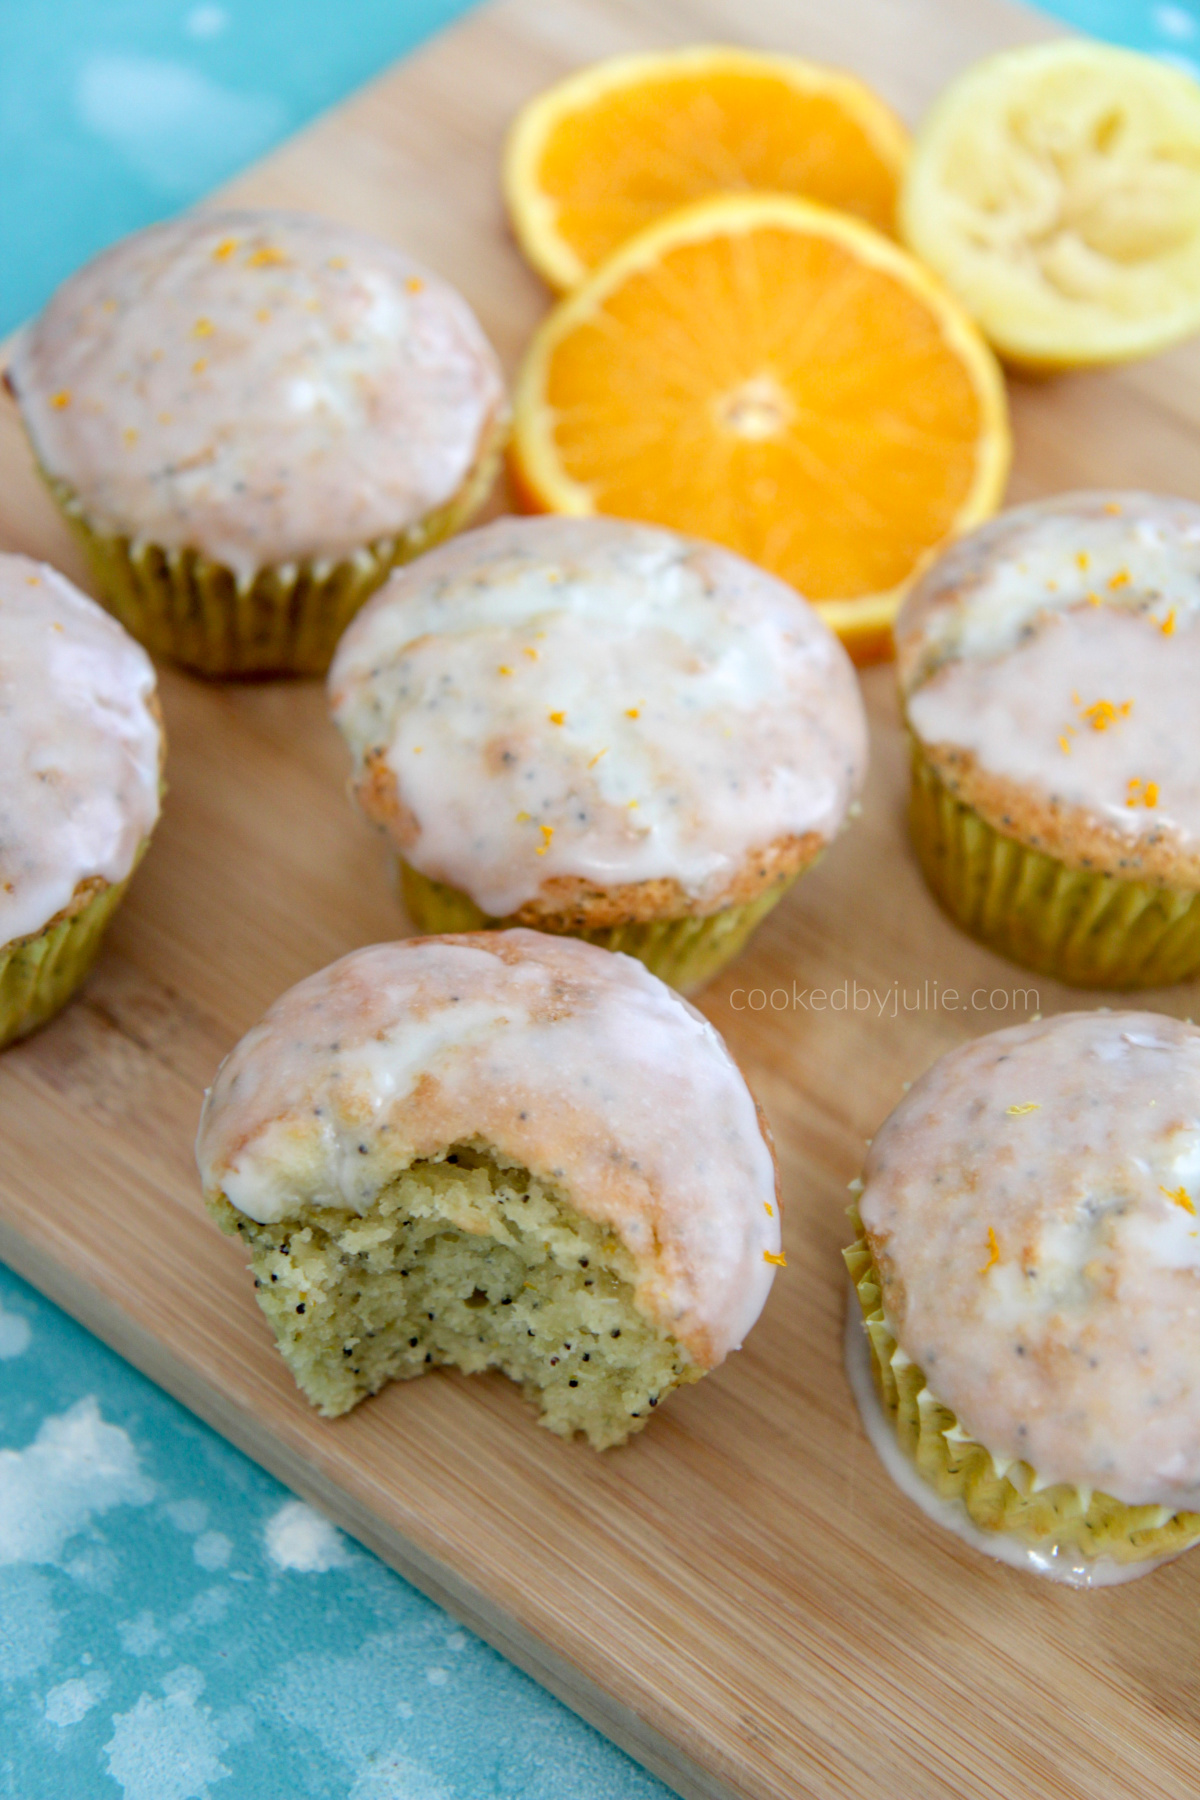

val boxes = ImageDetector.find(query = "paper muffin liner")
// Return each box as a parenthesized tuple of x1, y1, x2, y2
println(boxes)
(844, 1209, 1200, 1565)
(41, 432, 504, 677)
(908, 736, 1200, 988)
(0, 870, 136, 1049)
(397, 858, 805, 993)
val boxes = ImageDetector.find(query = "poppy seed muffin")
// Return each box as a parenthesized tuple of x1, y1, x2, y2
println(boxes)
(196, 929, 782, 1447)
(846, 1010, 1200, 1583)
(328, 514, 867, 991)
(0, 553, 162, 1045)
(898, 492, 1200, 986)
(8, 209, 508, 675)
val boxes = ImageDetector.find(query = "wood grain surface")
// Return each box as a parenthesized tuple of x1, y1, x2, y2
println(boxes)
(5, 1, 1200, 1796)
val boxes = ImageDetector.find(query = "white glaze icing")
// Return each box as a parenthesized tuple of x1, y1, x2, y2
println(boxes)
(843, 1298, 1169, 1587)
(10, 211, 506, 581)
(859, 1010, 1200, 1513)
(328, 516, 867, 916)
(0, 554, 161, 945)
(899, 493, 1200, 857)
(195, 930, 781, 1366)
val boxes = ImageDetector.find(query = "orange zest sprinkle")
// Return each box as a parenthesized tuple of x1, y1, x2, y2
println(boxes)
(1103, 500, 1122, 515)
(1108, 569, 1130, 590)
(763, 1250, 787, 1267)
(192, 317, 214, 338)
(764, 1202, 774, 1217)
(625, 707, 640, 719)
(1086, 591, 1102, 607)
(523, 646, 538, 660)
(192, 357, 207, 375)
(212, 237, 239, 261)
(548, 710, 565, 725)
(405, 275, 424, 293)
(1127, 778, 1159, 809)
(328, 256, 348, 270)
(412, 745, 423, 754)
(255, 308, 271, 323)
(537, 823, 554, 854)
(123, 427, 138, 445)
(628, 799, 639, 809)
(587, 748, 608, 768)
(1075, 550, 1090, 571)
(1162, 609, 1177, 637)
(247, 246, 287, 267)
(157, 412, 172, 425)
(515, 810, 530, 822)
(497, 664, 513, 676)
(1145, 781, 1160, 805)
(1058, 735, 1071, 755)
(1162, 1185, 1197, 1215)
(978, 1226, 1001, 1275)
(1006, 1102, 1040, 1116)
(49, 390, 71, 409)
(1080, 697, 1132, 731)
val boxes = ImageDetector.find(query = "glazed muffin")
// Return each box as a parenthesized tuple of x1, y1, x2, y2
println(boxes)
(196, 930, 782, 1447)
(0, 554, 162, 1046)
(897, 492, 1200, 987)
(845, 1011, 1200, 1584)
(328, 515, 867, 991)
(7, 210, 508, 677)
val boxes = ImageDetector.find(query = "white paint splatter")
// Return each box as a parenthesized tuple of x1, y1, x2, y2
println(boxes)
(185, 4, 229, 38)
(104, 1667, 232, 1800)
(63, 1544, 120, 1590)
(119, 1610, 165, 1658)
(0, 1397, 153, 1566)
(349, 1755, 455, 1800)
(0, 1567, 61, 1681)
(172, 1585, 231, 1633)
(44, 1670, 110, 1728)
(164, 1499, 209, 1535)
(264, 1500, 351, 1573)
(76, 55, 285, 198)
(425, 1665, 448, 1686)
(1155, 4, 1197, 40)
(0, 1298, 31, 1358)
(192, 1531, 232, 1572)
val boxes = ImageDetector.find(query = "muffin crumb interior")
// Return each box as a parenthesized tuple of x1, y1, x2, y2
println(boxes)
(210, 1141, 696, 1448)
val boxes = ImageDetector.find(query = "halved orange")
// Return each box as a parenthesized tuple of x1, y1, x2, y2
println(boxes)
(511, 193, 1011, 662)
(504, 45, 910, 292)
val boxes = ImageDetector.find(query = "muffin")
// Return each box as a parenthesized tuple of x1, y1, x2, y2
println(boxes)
(845, 1010, 1200, 1584)
(196, 929, 782, 1447)
(0, 554, 162, 1046)
(6, 210, 508, 677)
(898, 492, 1200, 987)
(328, 515, 867, 991)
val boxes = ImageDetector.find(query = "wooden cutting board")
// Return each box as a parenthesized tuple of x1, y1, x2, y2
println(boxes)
(5, 1, 1200, 1795)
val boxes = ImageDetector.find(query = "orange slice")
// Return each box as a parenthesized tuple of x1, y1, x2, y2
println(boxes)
(504, 45, 909, 292)
(511, 193, 1011, 663)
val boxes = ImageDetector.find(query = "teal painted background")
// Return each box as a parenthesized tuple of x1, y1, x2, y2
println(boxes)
(1, 2, 1197, 1795)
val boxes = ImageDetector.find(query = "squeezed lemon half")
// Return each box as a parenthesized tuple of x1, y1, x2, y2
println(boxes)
(900, 40, 1200, 369)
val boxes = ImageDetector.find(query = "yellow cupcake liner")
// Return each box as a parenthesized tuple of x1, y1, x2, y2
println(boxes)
(397, 857, 804, 993)
(42, 429, 504, 677)
(0, 872, 134, 1049)
(844, 1209, 1200, 1565)
(909, 737, 1200, 988)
